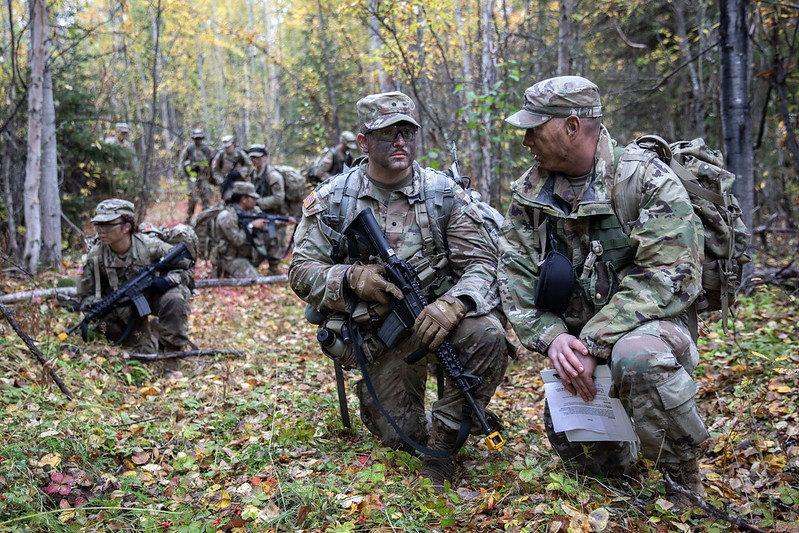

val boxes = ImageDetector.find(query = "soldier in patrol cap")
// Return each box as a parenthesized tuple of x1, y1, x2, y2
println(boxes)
(212, 181, 271, 279)
(498, 75, 707, 507)
(248, 143, 288, 275)
(290, 91, 508, 491)
(76, 199, 193, 374)
(179, 128, 214, 222)
(309, 130, 360, 183)
(211, 135, 252, 201)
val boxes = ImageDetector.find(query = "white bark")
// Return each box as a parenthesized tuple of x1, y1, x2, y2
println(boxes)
(41, 55, 62, 269)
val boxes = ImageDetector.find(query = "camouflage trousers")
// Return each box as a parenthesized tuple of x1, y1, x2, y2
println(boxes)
(217, 257, 260, 279)
(95, 286, 191, 353)
(355, 309, 509, 451)
(545, 319, 709, 475)
(186, 175, 214, 221)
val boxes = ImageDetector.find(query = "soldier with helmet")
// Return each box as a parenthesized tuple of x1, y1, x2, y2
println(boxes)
(179, 128, 214, 223)
(309, 130, 359, 184)
(76, 199, 193, 373)
(211, 135, 252, 201)
(212, 182, 270, 279)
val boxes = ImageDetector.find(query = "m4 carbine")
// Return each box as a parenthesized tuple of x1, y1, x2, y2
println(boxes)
(59, 243, 194, 344)
(237, 212, 294, 240)
(344, 207, 504, 451)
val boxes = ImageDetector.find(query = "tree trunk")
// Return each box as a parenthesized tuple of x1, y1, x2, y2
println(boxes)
(137, 0, 162, 221)
(40, 54, 62, 270)
(672, 0, 705, 138)
(558, 0, 571, 76)
(23, 0, 46, 275)
(480, 0, 496, 203)
(719, 0, 755, 276)
(317, 0, 340, 135)
(2, 0, 20, 261)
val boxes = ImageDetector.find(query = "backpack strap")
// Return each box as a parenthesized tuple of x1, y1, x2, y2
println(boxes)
(420, 167, 456, 256)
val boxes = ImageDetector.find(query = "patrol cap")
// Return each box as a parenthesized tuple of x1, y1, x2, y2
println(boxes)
(231, 181, 259, 199)
(191, 128, 205, 139)
(248, 143, 268, 157)
(340, 131, 358, 150)
(356, 91, 421, 132)
(115, 122, 130, 133)
(505, 76, 603, 129)
(91, 199, 135, 223)
(220, 134, 234, 148)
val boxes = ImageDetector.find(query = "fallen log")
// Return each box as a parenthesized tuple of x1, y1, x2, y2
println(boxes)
(0, 275, 289, 304)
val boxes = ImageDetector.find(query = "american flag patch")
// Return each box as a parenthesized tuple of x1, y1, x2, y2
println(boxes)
(303, 191, 316, 209)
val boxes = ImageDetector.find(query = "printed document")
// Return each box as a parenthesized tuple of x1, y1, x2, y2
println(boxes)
(541, 365, 636, 442)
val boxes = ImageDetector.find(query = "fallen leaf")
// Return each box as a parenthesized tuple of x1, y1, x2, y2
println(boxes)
(36, 452, 62, 469)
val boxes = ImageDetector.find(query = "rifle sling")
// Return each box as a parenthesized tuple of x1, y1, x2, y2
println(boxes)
(333, 362, 352, 429)
(349, 314, 470, 458)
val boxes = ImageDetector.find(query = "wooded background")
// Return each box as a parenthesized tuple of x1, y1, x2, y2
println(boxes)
(1, 0, 796, 275)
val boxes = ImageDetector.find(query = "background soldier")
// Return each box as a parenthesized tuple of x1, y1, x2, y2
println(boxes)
(289, 92, 508, 491)
(76, 199, 193, 373)
(249, 143, 288, 275)
(211, 135, 252, 201)
(212, 182, 269, 279)
(309, 130, 359, 183)
(103, 122, 132, 149)
(179, 128, 214, 223)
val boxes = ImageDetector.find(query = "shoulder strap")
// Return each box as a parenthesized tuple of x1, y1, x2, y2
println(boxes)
(420, 167, 455, 256)
(316, 166, 362, 259)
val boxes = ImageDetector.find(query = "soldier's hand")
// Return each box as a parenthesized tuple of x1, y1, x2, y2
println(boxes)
(251, 218, 267, 230)
(547, 333, 596, 401)
(414, 294, 466, 350)
(346, 263, 403, 305)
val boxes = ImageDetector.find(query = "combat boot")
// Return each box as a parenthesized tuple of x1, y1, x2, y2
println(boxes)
(662, 458, 705, 509)
(159, 342, 184, 377)
(268, 261, 281, 276)
(418, 420, 460, 493)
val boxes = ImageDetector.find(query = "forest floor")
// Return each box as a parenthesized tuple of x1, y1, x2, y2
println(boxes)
(1, 184, 798, 532)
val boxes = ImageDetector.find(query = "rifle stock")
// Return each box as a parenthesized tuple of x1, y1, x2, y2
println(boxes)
(59, 243, 194, 343)
(344, 208, 504, 451)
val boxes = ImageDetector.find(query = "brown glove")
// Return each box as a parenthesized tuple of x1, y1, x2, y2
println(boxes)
(346, 262, 403, 304)
(414, 294, 466, 350)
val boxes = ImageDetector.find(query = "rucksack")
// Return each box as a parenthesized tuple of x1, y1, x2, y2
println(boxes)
(613, 135, 751, 329)
(190, 204, 226, 261)
(273, 165, 309, 216)
(138, 222, 200, 289)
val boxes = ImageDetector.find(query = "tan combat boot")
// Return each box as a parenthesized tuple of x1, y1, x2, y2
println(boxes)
(662, 458, 705, 509)
(418, 420, 460, 493)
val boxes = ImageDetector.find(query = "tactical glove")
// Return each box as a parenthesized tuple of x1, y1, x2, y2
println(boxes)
(150, 276, 176, 293)
(346, 262, 403, 305)
(414, 294, 466, 350)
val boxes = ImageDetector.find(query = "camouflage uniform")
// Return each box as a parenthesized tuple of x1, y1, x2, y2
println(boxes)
(290, 158, 508, 448)
(212, 135, 252, 201)
(249, 145, 288, 272)
(311, 131, 358, 182)
(180, 129, 214, 221)
(213, 184, 266, 278)
(498, 77, 708, 474)
(76, 201, 192, 354)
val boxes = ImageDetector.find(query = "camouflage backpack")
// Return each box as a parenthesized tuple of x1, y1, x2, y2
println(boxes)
(190, 204, 226, 261)
(273, 165, 309, 217)
(613, 135, 751, 329)
(138, 222, 199, 289)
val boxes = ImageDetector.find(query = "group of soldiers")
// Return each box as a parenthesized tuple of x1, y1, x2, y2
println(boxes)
(78, 77, 718, 508)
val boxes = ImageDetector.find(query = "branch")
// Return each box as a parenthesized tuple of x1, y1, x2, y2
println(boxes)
(613, 18, 647, 49)
(126, 349, 242, 361)
(0, 302, 74, 399)
(664, 474, 768, 533)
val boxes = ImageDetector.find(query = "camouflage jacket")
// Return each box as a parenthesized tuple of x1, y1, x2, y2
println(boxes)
(215, 204, 264, 260)
(77, 233, 193, 307)
(314, 146, 352, 181)
(252, 165, 286, 214)
(178, 143, 213, 179)
(290, 160, 500, 316)
(497, 126, 702, 359)
(212, 149, 252, 184)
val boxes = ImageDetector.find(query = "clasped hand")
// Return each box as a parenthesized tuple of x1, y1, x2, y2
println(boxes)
(547, 333, 597, 402)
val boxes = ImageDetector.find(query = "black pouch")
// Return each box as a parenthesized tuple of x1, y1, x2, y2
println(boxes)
(535, 224, 574, 315)
(535, 250, 574, 314)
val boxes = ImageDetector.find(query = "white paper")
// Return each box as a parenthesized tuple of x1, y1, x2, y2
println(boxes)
(542, 366, 636, 442)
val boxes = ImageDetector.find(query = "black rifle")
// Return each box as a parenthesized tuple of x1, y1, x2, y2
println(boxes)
(344, 207, 504, 451)
(237, 212, 293, 240)
(59, 243, 194, 344)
